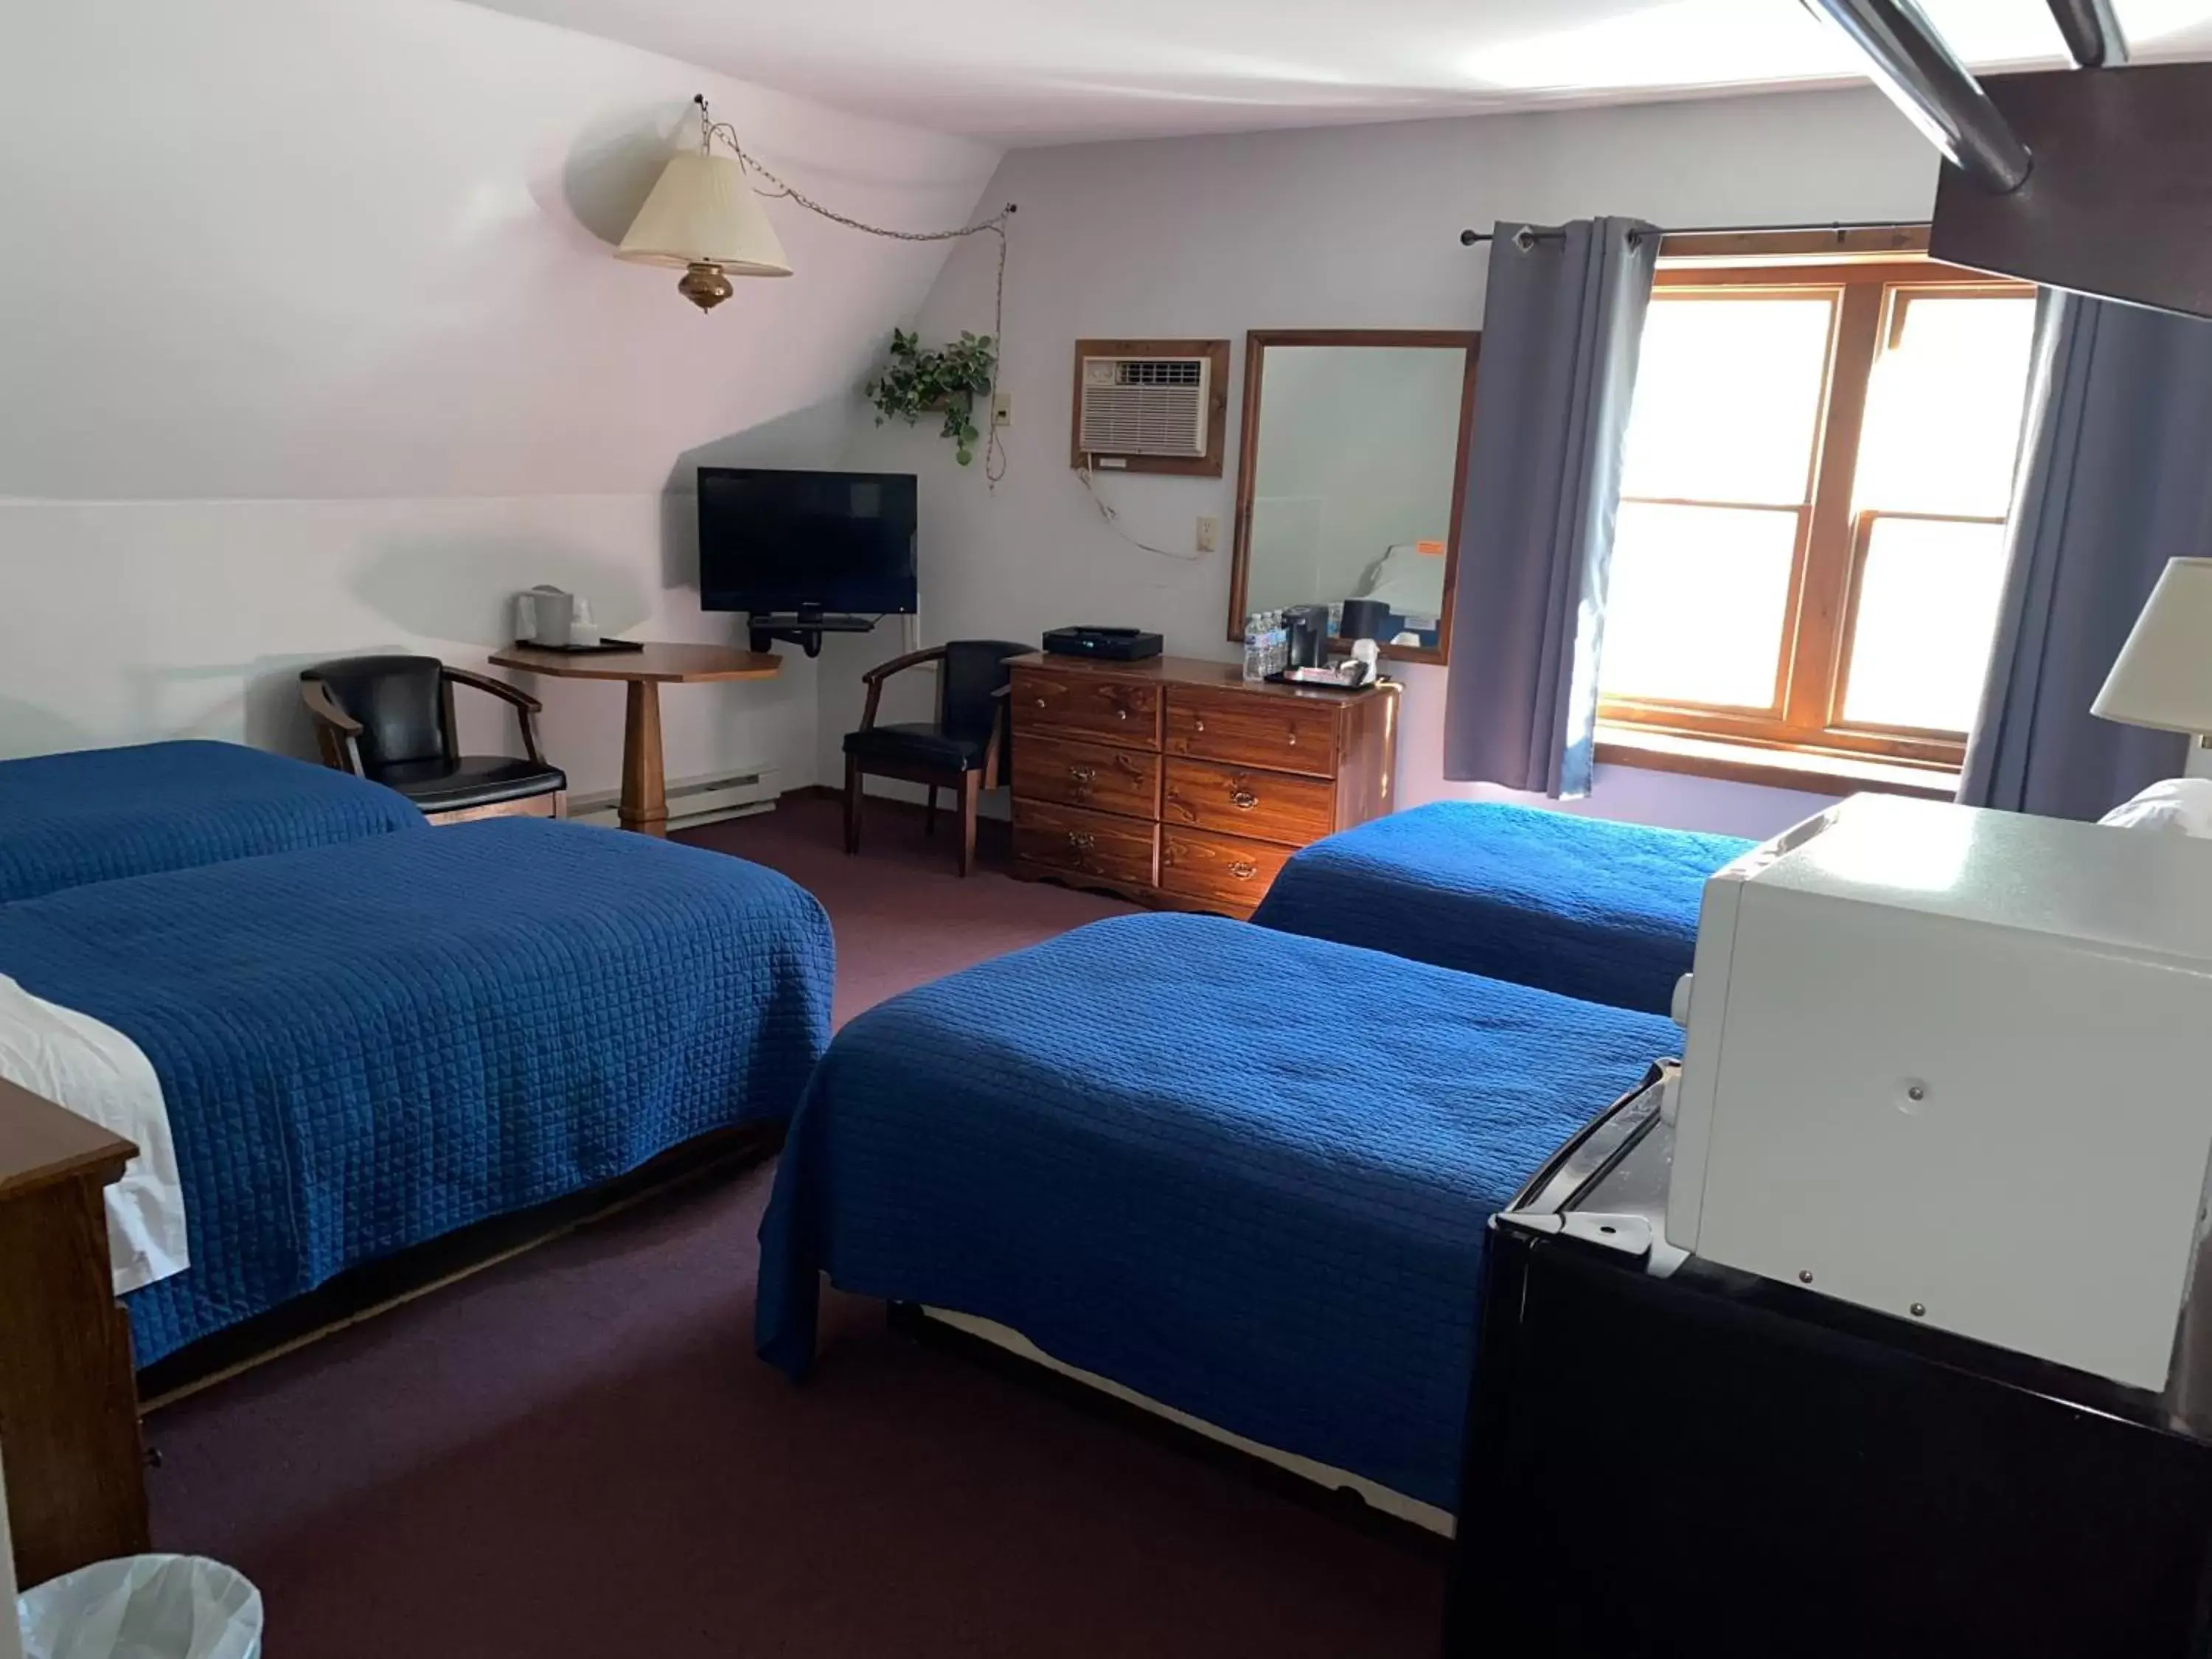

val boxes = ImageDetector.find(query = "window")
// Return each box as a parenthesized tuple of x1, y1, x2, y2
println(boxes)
(1596, 234, 2037, 788)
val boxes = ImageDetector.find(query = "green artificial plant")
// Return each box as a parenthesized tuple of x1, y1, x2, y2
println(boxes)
(865, 328, 997, 466)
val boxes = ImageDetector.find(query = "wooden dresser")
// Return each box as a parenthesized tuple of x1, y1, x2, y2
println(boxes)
(1006, 653, 1398, 917)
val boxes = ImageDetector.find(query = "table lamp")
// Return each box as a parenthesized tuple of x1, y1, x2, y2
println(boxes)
(2093, 557, 2212, 766)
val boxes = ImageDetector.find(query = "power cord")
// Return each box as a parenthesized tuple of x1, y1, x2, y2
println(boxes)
(694, 94, 1015, 490)
(1076, 462, 1208, 562)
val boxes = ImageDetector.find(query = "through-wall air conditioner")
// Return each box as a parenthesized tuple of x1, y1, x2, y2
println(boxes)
(1080, 355, 1206, 456)
(1069, 338, 1228, 477)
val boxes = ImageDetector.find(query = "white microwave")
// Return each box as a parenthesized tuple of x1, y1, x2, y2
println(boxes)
(1666, 793, 2212, 1395)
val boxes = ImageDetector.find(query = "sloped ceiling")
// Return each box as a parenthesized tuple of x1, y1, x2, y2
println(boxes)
(0, 0, 1002, 501)
(462, 0, 2212, 145)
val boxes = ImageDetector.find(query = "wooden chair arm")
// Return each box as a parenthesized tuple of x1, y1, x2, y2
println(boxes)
(299, 678, 367, 776)
(442, 667, 547, 768)
(442, 665, 542, 715)
(858, 645, 947, 733)
(860, 646, 947, 688)
(299, 678, 362, 735)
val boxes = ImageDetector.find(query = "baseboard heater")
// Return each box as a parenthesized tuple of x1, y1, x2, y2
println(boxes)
(568, 768, 779, 832)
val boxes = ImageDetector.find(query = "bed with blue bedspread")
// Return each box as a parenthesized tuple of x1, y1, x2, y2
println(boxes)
(0, 740, 422, 903)
(1253, 801, 1756, 1015)
(0, 818, 833, 1365)
(758, 913, 1677, 1510)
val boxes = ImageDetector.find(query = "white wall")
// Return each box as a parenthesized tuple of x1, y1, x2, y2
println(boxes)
(0, 490, 824, 790)
(0, 0, 999, 793)
(840, 86, 1945, 837)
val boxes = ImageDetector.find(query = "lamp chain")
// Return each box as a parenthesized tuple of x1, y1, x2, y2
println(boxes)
(695, 96, 1013, 486)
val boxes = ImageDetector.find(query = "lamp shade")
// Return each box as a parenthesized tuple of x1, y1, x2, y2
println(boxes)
(2093, 557, 2212, 733)
(616, 151, 790, 276)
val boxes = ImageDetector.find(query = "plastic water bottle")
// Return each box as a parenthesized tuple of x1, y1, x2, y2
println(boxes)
(1242, 613, 1266, 681)
(1268, 611, 1287, 676)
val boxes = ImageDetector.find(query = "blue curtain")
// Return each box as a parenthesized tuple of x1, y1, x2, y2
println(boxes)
(1959, 291, 2212, 818)
(1442, 218, 1658, 797)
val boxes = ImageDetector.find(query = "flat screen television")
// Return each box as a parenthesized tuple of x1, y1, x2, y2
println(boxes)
(697, 467, 919, 616)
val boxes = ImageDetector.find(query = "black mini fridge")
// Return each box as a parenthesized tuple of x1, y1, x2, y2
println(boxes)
(1446, 1076, 2212, 1658)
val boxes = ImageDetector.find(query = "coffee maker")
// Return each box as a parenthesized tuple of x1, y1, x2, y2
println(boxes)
(1284, 605, 1332, 669)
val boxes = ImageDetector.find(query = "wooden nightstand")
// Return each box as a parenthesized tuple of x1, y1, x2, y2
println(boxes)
(0, 1077, 149, 1586)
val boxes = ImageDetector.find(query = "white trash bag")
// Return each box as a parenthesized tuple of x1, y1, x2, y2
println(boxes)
(18, 1556, 261, 1659)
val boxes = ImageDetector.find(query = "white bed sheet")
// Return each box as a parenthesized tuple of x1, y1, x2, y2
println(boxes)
(0, 973, 187, 1294)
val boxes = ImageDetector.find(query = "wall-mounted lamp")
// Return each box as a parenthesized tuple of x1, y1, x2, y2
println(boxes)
(617, 97, 791, 312)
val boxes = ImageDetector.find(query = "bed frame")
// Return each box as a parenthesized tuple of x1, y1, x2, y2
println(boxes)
(897, 1304, 1454, 1539)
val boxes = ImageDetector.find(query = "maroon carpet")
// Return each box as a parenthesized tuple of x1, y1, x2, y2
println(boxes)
(141, 795, 1446, 1656)
(684, 791, 1140, 1029)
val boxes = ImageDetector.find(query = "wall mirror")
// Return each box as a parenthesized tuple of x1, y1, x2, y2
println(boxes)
(1227, 329, 1479, 665)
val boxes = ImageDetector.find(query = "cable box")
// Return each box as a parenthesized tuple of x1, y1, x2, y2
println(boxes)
(1043, 626, 1164, 661)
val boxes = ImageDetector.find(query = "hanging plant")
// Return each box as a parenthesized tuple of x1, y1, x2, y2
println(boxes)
(866, 328, 997, 466)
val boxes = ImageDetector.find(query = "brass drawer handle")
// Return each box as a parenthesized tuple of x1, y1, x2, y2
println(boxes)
(1068, 764, 1097, 785)
(1230, 789, 1259, 810)
(1116, 709, 1129, 722)
(1194, 717, 1206, 734)
(1286, 730, 1298, 746)
(1035, 697, 1048, 709)
(1229, 860, 1258, 880)
(1067, 830, 1096, 852)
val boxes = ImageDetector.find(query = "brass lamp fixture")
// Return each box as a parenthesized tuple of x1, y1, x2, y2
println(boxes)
(617, 97, 793, 311)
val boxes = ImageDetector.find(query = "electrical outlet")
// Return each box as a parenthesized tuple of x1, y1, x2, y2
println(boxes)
(991, 389, 1012, 428)
(1196, 515, 1220, 553)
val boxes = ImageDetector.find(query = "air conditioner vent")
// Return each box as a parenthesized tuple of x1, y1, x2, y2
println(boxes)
(1115, 360, 1203, 388)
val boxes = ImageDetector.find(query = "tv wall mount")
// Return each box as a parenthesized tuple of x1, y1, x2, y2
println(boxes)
(747, 609, 880, 658)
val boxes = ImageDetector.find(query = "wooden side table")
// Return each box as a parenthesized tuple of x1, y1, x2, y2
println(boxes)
(0, 1077, 149, 1587)
(488, 643, 782, 836)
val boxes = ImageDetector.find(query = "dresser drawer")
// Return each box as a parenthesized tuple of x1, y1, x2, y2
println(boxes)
(1013, 799, 1158, 887)
(1161, 758, 1335, 847)
(1165, 688, 1339, 777)
(1012, 667, 1162, 748)
(1012, 733, 1160, 820)
(1159, 827, 1295, 913)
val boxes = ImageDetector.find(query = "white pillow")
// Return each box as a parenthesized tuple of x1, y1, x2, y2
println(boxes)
(2099, 776, 2212, 837)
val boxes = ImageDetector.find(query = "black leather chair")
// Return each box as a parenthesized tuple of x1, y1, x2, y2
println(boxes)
(844, 639, 1031, 876)
(300, 655, 567, 823)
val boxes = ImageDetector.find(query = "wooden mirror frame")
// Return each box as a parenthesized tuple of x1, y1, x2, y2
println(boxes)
(1225, 328, 1481, 667)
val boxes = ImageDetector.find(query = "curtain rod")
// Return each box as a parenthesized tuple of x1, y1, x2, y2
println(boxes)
(1457, 220, 1924, 248)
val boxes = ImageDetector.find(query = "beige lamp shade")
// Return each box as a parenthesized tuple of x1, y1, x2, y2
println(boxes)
(617, 151, 791, 277)
(2093, 557, 2212, 734)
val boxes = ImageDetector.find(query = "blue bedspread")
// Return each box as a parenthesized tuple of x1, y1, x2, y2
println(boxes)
(0, 818, 833, 1365)
(0, 740, 423, 902)
(758, 914, 1677, 1509)
(1253, 801, 1755, 1015)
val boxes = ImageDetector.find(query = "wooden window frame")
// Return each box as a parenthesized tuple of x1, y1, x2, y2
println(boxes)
(1596, 229, 2034, 791)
